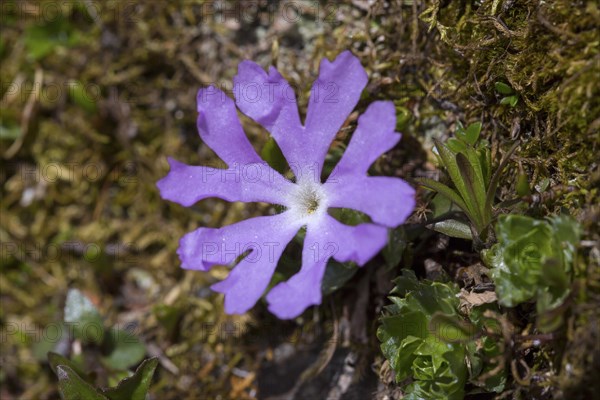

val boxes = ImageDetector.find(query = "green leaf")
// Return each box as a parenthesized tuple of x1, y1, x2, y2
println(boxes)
(494, 82, 513, 95)
(429, 313, 477, 343)
(48, 352, 92, 384)
(396, 106, 412, 129)
(429, 219, 473, 240)
(68, 81, 98, 113)
(500, 95, 519, 107)
(321, 260, 358, 295)
(484, 214, 580, 314)
(433, 140, 479, 221)
(516, 172, 531, 196)
(484, 142, 519, 218)
(456, 152, 485, 229)
(536, 177, 550, 193)
(378, 273, 474, 399)
(477, 144, 492, 187)
(260, 137, 287, 175)
(57, 365, 108, 400)
(465, 335, 506, 392)
(465, 122, 482, 145)
(64, 289, 105, 344)
(24, 17, 80, 60)
(0, 124, 21, 140)
(328, 208, 371, 226)
(102, 358, 159, 400)
(153, 304, 182, 338)
(101, 328, 146, 371)
(462, 146, 489, 217)
(383, 226, 408, 268)
(447, 138, 466, 153)
(415, 177, 469, 214)
(32, 324, 62, 361)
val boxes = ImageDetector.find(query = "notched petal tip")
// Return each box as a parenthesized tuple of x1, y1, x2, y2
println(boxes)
(233, 60, 291, 126)
(176, 229, 211, 271)
(156, 157, 196, 207)
(320, 50, 368, 83)
(196, 85, 230, 112)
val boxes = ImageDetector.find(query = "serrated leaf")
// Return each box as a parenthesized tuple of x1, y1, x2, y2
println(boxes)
(101, 328, 146, 371)
(465, 122, 482, 145)
(378, 274, 468, 400)
(57, 365, 108, 400)
(494, 82, 513, 95)
(102, 358, 158, 400)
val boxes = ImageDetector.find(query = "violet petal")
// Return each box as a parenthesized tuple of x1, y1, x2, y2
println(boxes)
(157, 157, 294, 207)
(331, 101, 400, 176)
(177, 212, 302, 271)
(325, 176, 415, 228)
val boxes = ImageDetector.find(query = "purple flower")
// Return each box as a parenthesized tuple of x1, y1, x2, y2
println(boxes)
(157, 51, 415, 319)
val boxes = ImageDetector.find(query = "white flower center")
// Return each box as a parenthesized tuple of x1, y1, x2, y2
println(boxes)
(286, 178, 329, 224)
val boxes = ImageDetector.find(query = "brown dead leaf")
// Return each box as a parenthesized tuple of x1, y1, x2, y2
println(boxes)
(458, 289, 497, 313)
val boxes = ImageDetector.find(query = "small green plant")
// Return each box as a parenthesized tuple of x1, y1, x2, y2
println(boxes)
(417, 122, 517, 243)
(483, 214, 581, 332)
(51, 354, 158, 400)
(377, 270, 505, 399)
(494, 82, 519, 107)
(33, 289, 156, 399)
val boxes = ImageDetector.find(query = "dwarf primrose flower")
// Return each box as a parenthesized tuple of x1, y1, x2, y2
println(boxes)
(157, 51, 415, 319)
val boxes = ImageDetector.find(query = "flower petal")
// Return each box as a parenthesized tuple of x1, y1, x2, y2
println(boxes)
(177, 212, 301, 272)
(197, 85, 262, 165)
(303, 50, 368, 174)
(233, 61, 305, 169)
(332, 101, 400, 176)
(234, 52, 368, 180)
(210, 215, 301, 315)
(266, 224, 328, 319)
(324, 176, 415, 227)
(321, 215, 388, 266)
(266, 214, 387, 319)
(157, 157, 294, 207)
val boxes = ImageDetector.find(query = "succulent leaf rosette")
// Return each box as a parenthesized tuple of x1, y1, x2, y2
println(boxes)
(158, 51, 415, 319)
